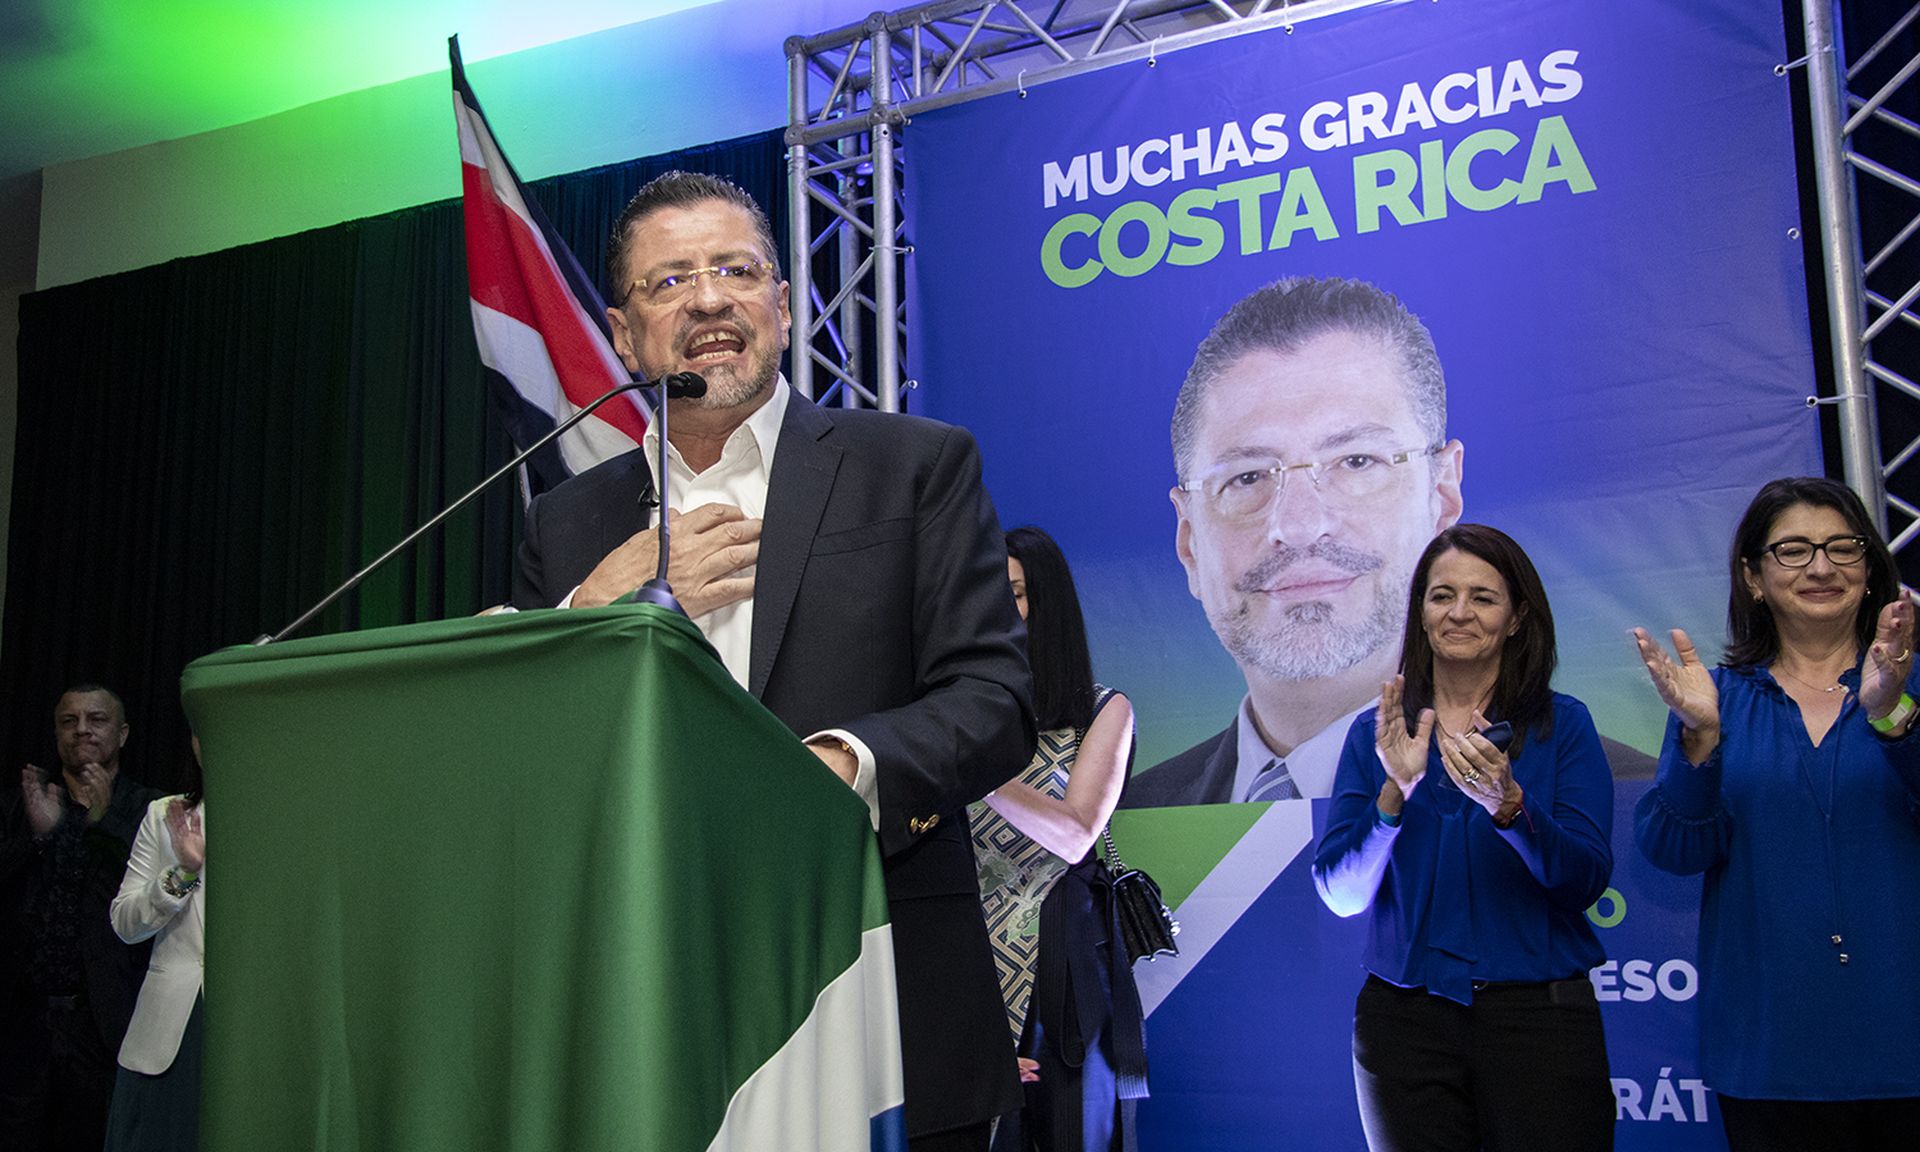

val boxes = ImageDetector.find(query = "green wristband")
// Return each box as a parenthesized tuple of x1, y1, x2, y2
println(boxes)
(1871, 692, 1917, 735)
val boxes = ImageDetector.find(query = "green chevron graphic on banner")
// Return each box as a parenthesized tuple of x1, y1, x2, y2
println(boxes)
(1109, 803, 1268, 909)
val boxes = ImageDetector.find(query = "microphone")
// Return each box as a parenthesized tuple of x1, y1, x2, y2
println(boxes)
(620, 371, 708, 613)
(256, 377, 659, 645)
(662, 373, 709, 401)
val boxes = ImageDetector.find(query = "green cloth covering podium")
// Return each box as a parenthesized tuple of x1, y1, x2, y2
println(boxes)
(182, 605, 906, 1151)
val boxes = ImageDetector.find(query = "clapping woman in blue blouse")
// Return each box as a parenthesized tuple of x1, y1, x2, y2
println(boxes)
(1633, 477, 1920, 1150)
(1315, 523, 1614, 1152)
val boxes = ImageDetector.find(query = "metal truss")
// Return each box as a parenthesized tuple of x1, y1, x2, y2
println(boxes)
(1802, 0, 1920, 557)
(784, 0, 1402, 410)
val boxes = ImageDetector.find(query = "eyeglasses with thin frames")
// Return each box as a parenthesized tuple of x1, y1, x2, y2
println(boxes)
(1176, 445, 1443, 521)
(618, 260, 776, 308)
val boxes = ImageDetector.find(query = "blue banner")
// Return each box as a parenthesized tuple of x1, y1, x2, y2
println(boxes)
(907, 0, 1818, 765)
(906, 0, 1811, 1146)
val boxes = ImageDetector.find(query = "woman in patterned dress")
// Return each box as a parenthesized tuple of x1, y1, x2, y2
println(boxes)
(973, 526, 1138, 1152)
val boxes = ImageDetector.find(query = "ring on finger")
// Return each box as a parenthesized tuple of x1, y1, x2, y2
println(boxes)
(1897, 647, 1912, 663)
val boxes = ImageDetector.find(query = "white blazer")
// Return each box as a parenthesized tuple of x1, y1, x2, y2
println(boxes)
(111, 796, 205, 1075)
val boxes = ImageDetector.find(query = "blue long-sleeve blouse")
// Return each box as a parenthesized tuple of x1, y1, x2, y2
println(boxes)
(1313, 693, 1614, 1005)
(1635, 663, 1920, 1100)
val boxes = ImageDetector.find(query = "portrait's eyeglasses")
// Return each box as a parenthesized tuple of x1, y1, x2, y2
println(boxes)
(1176, 445, 1442, 521)
(1757, 535, 1870, 568)
(618, 260, 776, 307)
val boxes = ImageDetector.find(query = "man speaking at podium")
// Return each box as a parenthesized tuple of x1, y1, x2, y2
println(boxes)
(511, 172, 1036, 1152)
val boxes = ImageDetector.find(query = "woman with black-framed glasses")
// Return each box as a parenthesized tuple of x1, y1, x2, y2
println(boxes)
(1633, 475, 1920, 1150)
(1314, 523, 1615, 1151)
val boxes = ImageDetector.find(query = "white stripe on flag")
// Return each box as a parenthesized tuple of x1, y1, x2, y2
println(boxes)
(454, 96, 534, 233)
(454, 94, 634, 395)
(704, 925, 906, 1152)
(472, 301, 642, 476)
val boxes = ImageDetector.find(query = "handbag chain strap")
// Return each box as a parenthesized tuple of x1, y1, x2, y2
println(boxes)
(1085, 683, 1127, 872)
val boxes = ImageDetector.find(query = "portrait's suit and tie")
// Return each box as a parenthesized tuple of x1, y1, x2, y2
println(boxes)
(1124, 723, 1236, 807)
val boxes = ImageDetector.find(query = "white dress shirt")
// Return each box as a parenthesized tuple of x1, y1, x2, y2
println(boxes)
(640, 376, 790, 684)
(573, 378, 879, 820)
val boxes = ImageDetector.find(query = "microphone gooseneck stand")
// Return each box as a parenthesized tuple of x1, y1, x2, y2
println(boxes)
(255, 373, 704, 645)
(620, 371, 709, 613)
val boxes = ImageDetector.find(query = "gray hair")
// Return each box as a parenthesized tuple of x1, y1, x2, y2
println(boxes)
(1171, 276, 1447, 479)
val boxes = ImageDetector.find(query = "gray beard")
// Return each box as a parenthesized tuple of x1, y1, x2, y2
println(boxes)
(685, 348, 779, 410)
(650, 303, 783, 411)
(1214, 580, 1402, 681)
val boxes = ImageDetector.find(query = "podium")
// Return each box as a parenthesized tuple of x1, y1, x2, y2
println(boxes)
(182, 605, 904, 1151)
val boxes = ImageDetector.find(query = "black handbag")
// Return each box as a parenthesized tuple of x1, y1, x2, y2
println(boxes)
(1100, 823, 1179, 963)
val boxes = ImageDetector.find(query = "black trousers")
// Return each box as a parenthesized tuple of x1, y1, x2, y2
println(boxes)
(14, 994, 121, 1152)
(1718, 1094, 1920, 1152)
(1351, 974, 1613, 1152)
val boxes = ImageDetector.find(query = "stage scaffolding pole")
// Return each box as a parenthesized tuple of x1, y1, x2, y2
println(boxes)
(838, 134, 867, 407)
(871, 20, 903, 413)
(786, 47, 816, 401)
(1802, 0, 1890, 535)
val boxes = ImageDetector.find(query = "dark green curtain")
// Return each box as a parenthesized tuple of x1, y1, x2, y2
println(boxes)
(3, 129, 790, 790)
